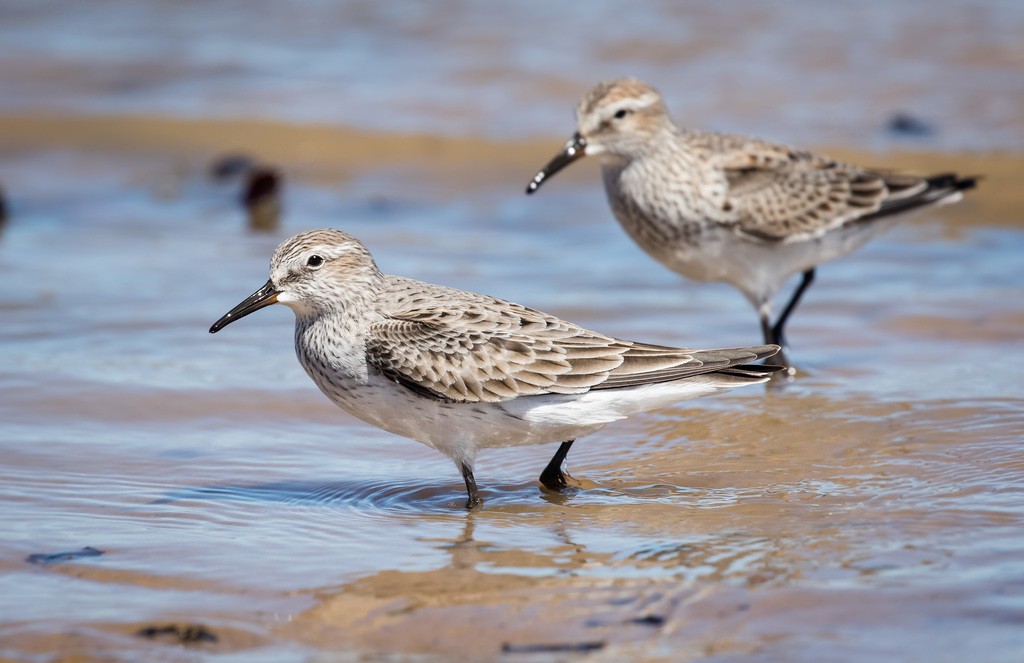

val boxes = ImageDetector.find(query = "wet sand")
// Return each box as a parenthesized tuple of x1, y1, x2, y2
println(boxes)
(1, 113, 1022, 226)
(0, 111, 1021, 661)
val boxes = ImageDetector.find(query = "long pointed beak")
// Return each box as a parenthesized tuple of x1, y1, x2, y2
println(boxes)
(525, 132, 587, 194)
(209, 279, 280, 333)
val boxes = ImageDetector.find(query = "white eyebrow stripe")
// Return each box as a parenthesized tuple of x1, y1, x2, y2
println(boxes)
(623, 92, 660, 110)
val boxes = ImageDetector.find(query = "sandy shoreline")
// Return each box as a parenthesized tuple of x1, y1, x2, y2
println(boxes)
(1, 113, 1020, 226)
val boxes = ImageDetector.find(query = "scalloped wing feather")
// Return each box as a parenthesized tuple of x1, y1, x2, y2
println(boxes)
(712, 143, 888, 243)
(695, 135, 951, 244)
(366, 279, 776, 403)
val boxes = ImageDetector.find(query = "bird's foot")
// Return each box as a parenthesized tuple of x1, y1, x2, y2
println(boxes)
(539, 467, 570, 492)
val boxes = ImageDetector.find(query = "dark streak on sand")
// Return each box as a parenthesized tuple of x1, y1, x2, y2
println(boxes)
(25, 546, 104, 565)
(136, 624, 218, 645)
(501, 640, 606, 654)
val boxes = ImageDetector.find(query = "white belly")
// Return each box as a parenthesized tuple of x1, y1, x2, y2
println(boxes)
(602, 161, 899, 306)
(610, 196, 897, 307)
(303, 362, 603, 466)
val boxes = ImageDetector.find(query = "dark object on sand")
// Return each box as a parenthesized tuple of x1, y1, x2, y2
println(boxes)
(26, 546, 104, 565)
(887, 112, 935, 137)
(242, 167, 283, 232)
(630, 614, 666, 627)
(209, 153, 256, 182)
(501, 640, 606, 654)
(0, 181, 7, 226)
(136, 624, 218, 644)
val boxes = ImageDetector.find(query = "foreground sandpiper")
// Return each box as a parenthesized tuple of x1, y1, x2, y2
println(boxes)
(527, 78, 976, 361)
(210, 229, 781, 508)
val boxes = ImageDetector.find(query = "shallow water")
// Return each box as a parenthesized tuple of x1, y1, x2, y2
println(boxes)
(1, 145, 1022, 661)
(2, 3, 1024, 662)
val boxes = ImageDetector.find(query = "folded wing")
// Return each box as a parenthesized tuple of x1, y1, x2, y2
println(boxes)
(703, 136, 975, 243)
(367, 279, 779, 403)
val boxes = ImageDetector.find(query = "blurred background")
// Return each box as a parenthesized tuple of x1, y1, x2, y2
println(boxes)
(1, 1, 1022, 661)
(3, 0, 1023, 148)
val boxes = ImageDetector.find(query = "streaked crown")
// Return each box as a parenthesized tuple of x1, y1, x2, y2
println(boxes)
(270, 228, 382, 316)
(575, 78, 674, 158)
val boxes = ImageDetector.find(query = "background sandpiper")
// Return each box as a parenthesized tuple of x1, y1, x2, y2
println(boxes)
(526, 78, 976, 365)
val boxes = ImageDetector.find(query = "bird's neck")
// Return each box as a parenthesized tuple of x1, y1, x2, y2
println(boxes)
(604, 125, 684, 167)
(292, 271, 386, 380)
(294, 307, 373, 387)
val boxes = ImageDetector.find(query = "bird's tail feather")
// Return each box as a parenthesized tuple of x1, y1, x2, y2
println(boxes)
(865, 172, 977, 221)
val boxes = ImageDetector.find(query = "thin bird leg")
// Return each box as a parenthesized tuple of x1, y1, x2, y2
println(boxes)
(461, 462, 482, 510)
(539, 439, 575, 491)
(759, 312, 774, 346)
(771, 268, 815, 348)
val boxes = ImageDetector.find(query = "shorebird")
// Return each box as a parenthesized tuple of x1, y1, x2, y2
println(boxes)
(207, 155, 283, 232)
(242, 167, 283, 233)
(210, 229, 781, 508)
(526, 78, 975, 361)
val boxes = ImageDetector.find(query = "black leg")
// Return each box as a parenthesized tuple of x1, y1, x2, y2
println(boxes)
(539, 440, 575, 491)
(461, 462, 482, 510)
(771, 268, 815, 348)
(760, 311, 774, 346)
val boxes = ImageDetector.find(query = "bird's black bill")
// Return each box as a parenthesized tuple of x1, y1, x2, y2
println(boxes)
(209, 280, 280, 333)
(525, 132, 587, 194)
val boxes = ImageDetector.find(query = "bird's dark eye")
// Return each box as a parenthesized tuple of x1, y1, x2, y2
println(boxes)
(306, 255, 324, 269)
(613, 108, 632, 120)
